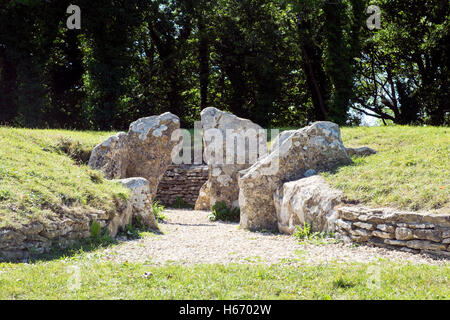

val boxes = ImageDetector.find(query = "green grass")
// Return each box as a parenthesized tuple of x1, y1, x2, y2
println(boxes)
(324, 126, 450, 213)
(0, 125, 449, 299)
(0, 253, 448, 299)
(0, 127, 128, 230)
(271, 126, 449, 212)
(0, 125, 448, 232)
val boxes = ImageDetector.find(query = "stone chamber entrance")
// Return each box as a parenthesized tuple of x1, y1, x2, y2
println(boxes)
(155, 163, 209, 208)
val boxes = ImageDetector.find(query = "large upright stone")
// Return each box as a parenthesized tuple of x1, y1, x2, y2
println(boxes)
(274, 175, 343, 234)
(103, 177, 159, 238)
(87, 132, 128, 179)
(89, 112, 180, 200)
(238, 121, 351, 231)
(194, 180, 211, 210)
(125, 113, 181, 199)
(200, 107, 265, 209)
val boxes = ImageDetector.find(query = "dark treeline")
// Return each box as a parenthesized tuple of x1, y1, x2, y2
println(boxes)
(0, 0, 448, 130)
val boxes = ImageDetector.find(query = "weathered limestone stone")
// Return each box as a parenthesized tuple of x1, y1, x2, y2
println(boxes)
(406, 240, 447, 251)
(345, 146, 377, 157)
(443, 230, 450, 239)
(87, 113, 179, 239)
(377, 224, 395, 233)
(239, 121, 351, 231)
(350, 228, 370, 242)
(201, 107, 265, 209)
(395, 212, 424, 224)
(89, 112, 181, 200)
(335, 219, 353, 232)
(421, 214, 450, 227)
(88, 132, 128, 179)
(268, 130, 296, 153)
(395, 227, 414, 240)
(354, 222, 375, 230)
(0, 230, 26, 243)
(372, 230, 395, 239)
(194, 181, 211, 210)
(107, 197, 133, 238)
(126, 113, 181, 199)
(398, 223, 435, 229)
(335, 233, 352, 243)
(338, 209, 360, 221)
(413, 229, 441, 242)
(399, 247, 420, 254)
(384, 239, 407, 246)
(273, 176, 342, 234)
(118, 178, 157, 230)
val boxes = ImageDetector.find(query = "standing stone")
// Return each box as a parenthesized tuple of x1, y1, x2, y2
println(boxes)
(194, 180, 211, 210)
(88, 113, 179, 237)
(239, 121, 351, 231)
(274, 176, 342, 234)
(88, 132, 128, 179)
(201, 107, 265, 209)
(118, 178, 157, 230)
(125, 113, 181, 199)
(89, 112, 181, 200)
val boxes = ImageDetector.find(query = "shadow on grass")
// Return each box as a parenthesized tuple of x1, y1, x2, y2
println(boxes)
(17, 226, 163, 264)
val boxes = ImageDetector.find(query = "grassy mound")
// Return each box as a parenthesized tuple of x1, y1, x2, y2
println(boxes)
(323, 126, 449, 213)
(0, 128, 129, 230)
(0, 125, 448, 233)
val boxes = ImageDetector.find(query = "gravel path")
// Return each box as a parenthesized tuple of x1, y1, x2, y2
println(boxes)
(98, 209, 448, 266)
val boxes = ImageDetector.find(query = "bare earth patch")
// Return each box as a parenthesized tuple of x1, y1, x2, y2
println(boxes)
(98, 209, 448, 266)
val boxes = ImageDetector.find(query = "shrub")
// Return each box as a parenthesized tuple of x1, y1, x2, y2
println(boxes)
(170, 196, 193, 209)
(293, 223, 331, 244)
(152, 201, 166, 221)
(208, 201, 240, 222)
(89, 221, 102, 239)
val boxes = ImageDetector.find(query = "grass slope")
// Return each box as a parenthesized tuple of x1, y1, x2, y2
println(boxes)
(324, 126, 449, 213)
(0, 128, 128, 230)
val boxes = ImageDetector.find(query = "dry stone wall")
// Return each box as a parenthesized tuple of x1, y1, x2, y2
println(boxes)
(155, 164, 209, 206)
(335, 206, 450, 258)
(0, 200, 129, 261)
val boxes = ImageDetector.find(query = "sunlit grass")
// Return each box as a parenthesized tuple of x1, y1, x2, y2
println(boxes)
(323, 126, 450, 212)
(270, 125, 449, 212)
(0, 127, 128, 229)
(0, 255, 448, 299)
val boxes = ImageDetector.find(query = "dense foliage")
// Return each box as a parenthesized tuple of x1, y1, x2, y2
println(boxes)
(0, 0, 448, 130)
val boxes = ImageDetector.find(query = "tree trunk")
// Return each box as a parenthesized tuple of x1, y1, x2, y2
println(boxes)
(198, 15, 209, 110)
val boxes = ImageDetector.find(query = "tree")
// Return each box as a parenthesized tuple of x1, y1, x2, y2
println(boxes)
(353, 0, 450, 125)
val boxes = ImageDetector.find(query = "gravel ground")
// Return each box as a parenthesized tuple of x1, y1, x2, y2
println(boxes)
(98, 209, 448, 266)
